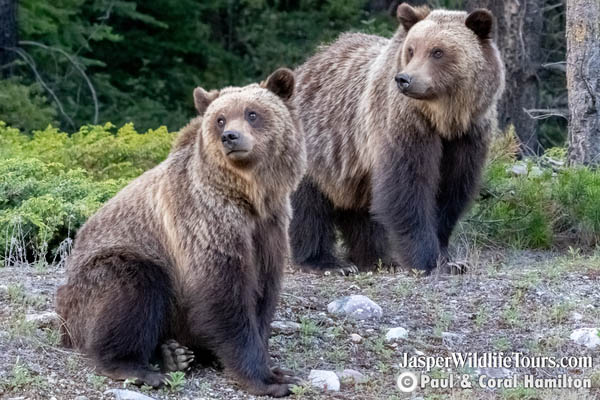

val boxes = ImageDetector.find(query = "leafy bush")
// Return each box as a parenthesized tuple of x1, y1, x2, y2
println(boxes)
(0, 121, 174, 267)
(0, 158, 126, 265)
(462, 128, 600, 249)
(0, 122, 173, 180)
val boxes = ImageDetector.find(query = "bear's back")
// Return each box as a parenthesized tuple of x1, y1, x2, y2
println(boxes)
(293, 32, 391, 208)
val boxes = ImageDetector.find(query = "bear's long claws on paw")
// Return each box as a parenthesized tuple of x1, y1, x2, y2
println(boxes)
(271, 366, 302, 384)
(437, 259, 470, 275)
(335, 263, 359, 276)
(161, 339, 195, 372)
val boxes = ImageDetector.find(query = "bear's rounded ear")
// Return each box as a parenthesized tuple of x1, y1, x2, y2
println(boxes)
(466, 9, 494, 40)
(262, 68, 295, 101)
(396, 3, 430, 32)
(193, 87, 219, 116)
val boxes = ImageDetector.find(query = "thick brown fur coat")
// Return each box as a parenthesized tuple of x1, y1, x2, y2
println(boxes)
(289, 4, 504, 273)
(56, 69, 306, 397)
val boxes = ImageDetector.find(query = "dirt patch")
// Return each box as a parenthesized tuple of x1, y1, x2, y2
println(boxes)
(1, 249, 599, 399)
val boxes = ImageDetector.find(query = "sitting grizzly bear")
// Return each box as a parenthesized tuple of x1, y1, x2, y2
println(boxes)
(56, 68, 306, 397)
(290, 4, 504, 274)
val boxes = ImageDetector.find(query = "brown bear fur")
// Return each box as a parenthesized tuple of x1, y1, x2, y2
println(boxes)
(56, 68, 306, 397)
(289, 4, 504, 273)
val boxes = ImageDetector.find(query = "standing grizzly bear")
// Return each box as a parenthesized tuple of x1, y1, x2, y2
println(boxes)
(56, 68, 306, 397)
(290, 4, 504, 274)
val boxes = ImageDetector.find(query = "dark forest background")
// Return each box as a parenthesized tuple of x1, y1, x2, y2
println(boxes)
(0, 0, 568, 152)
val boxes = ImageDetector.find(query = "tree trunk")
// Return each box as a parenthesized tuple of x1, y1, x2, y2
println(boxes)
(466, 0, 543, 154)
(0, 0, 18, 77)
(566, 0, 600, 166)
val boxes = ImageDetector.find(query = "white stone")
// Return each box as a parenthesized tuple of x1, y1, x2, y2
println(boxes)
(571, 312, 584, 321)
(350, 333, 363, 343)
(104, 389, 156, 400)
(508, 163, 528, 176)
(385, 327, 408, 342)
(475, 368, 513, 378)
(337, 369, 368, 385)
(270, 320, 301, 335)
(327, 295, 382, 320)
(308, 370, 340, 391)
(570, 328, 600, 349)
(25, 311, 60, 328)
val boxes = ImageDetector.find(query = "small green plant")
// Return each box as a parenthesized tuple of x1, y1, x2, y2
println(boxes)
(474, 305, 490, 329)
(6, 283, 26, 305)
(549, 301, 574, 323)
(501, 387, 538, 400)
(165, 371, 186, 392)
(299, 316, 319, 337)
(290, 383, 315, 396)
(8, 314, 37, 338)
(368, 337, 393, 360)
(43, 327, 61, 346)
(433, 308, 452, 337)
(0, 357, 43, 391)
(493, 337, 511, 352)
(87, 374, 107, 391)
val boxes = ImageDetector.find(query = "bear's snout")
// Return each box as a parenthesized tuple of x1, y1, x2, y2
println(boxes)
(394, 73, 412, 90)
(222, 130, 241, 147)
(221, 129, 254, 159)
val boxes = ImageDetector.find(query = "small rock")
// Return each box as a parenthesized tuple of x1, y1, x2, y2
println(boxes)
(508, 163, 528, 176)
(270, 320, 301, 335)
(308, 370, 340, 391)
(570, 328, 600, 349)
(25, 311, 60, 329)
(415, 349, 425, 356)
(74, 396, 88, 400)
(104, 389, 157, 400)
(571, 312, 584, 321)
(475, 368, 513, 378)
(327, 295, 382, 320)
(385, 327, 408, 342)
(441, 332, 464, 346)
(350, 333, 363, 343)
(337, 369, 368, 385)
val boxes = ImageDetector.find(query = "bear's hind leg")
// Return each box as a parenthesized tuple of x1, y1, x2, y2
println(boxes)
(85, 254, 174, 387)
(290, 177, 357, 274)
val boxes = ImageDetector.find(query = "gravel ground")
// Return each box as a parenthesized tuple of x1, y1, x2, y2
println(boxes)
(1, 248, 599, 400)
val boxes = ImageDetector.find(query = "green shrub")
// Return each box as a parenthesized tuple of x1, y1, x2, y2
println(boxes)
(0, 121, 174, 266)
(462, 130, 600, 249)
(0, 121, 174, 180)
(0, 158, 126, 265)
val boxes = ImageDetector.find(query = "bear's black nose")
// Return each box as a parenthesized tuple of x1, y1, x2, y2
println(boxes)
(222, 130, 240, 144)
(395, 73, 412, 89)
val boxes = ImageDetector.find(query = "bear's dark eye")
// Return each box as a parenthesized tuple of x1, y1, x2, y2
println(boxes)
(407, 48, 414, 58)
(432, 49, 444, 59)
(217, 117, 226, 128)
(247, 111, 258, 123)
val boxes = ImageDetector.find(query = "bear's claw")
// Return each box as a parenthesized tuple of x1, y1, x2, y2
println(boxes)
(161, 339, 195, 372)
